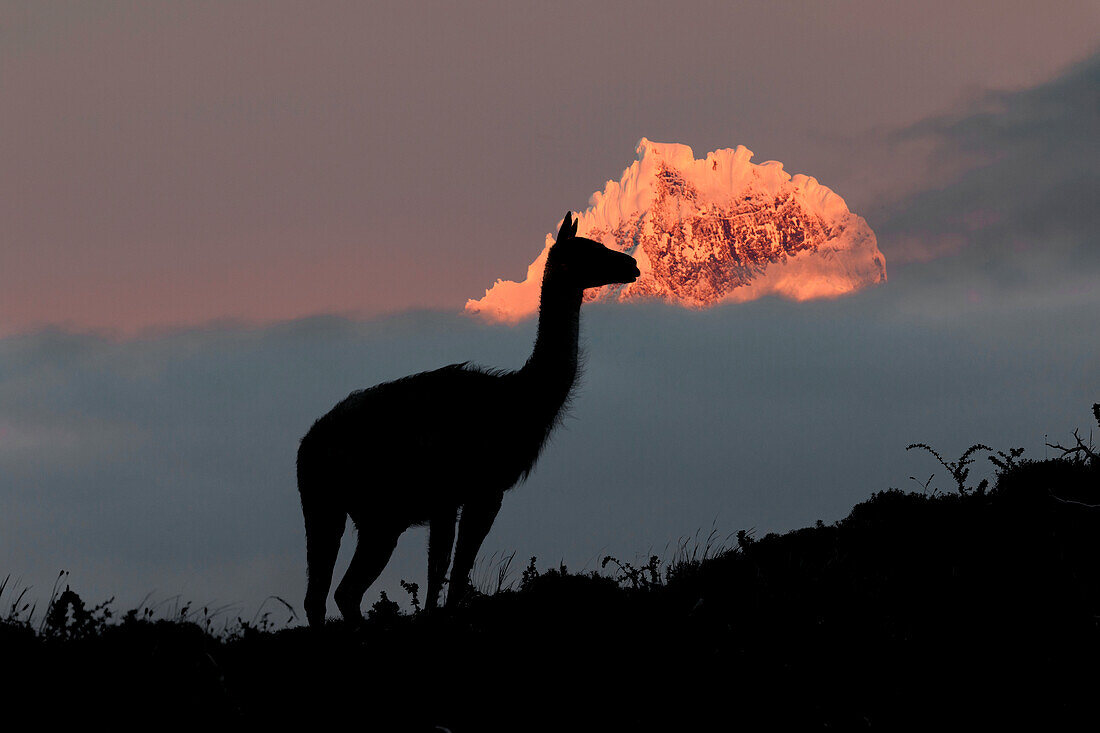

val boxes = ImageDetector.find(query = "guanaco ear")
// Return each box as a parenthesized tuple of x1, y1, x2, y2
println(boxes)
(559, 211, 581, 242)
(557, 212, 573, 242)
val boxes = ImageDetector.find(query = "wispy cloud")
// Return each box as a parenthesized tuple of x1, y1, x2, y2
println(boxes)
(877, 52, 1100, 292)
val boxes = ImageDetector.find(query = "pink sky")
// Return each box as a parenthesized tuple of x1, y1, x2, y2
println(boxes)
(2, 1, 1097, 334)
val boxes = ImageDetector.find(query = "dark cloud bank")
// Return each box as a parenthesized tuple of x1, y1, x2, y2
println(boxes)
(2, 293, 1096, 616)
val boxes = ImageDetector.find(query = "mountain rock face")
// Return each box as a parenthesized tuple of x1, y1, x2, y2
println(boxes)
(466, 138, 886, 322)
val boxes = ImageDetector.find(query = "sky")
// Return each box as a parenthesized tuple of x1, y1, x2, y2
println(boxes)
(2, 0, 1097, 333)
(1, 2, 1098, 619)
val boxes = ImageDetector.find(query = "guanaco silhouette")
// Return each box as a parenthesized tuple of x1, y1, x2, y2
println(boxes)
(297, 212, 640, 626)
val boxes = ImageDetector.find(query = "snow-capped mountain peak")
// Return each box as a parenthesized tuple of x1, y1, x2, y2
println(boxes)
(466, 138, 886, 322)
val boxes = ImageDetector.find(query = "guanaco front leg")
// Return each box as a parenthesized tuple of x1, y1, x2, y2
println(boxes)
(446, 492, 504, 608)
(426, 507, 458, 610)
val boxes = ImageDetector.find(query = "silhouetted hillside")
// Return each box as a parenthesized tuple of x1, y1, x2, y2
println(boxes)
(4, 424, 1098, 730)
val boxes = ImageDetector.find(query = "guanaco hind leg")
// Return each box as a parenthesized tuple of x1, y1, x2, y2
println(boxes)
(302, 498, 346, 628)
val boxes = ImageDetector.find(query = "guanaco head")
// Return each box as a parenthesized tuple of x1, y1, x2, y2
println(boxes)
(546, 212, 641, 290)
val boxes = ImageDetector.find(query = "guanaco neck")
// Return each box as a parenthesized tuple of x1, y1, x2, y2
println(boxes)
(520, 268, 583, 411)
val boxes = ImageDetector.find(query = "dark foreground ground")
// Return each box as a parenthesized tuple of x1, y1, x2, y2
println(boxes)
(3, 439, 1099, 730)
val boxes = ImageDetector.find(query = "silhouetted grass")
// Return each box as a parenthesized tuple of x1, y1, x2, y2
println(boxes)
(4, 409, 1099, 730)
